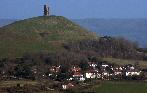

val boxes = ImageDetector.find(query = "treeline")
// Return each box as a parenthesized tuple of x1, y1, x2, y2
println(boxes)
(63, 36, 144, 60)
(0, 51, 90, 80)
(0, 36, 146, 80)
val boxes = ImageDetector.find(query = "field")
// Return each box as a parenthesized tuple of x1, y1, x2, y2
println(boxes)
(0, 80, 39, 87)
(86, 81, 147, 93)
(0, 80, 63, 93)
(104, 58, 147, 69)
(0, 80, 147, 93)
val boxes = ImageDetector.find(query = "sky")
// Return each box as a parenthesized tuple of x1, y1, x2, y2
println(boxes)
(0, 0, 147, 19)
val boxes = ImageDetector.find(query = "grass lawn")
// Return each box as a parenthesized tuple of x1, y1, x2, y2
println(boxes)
(0, 80, 63, 93)
(88, 81, 147, 93)
(0, 80, 39, 87)
(38, 91, 63, 93)
(104, 58, 147, 69)
(1, 80, 147, 93)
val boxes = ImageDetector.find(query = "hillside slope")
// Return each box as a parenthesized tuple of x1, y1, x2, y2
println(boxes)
(0, 16, 98, 58)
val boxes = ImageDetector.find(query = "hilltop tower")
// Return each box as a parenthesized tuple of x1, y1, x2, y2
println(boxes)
(44, 5, 49, 16)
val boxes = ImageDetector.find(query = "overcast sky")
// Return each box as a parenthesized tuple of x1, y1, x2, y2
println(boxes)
(0, 0, 147, 19)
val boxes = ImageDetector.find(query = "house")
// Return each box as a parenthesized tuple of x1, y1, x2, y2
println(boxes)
(72, 72, 83, 77)
(70, 66, 85, 81)
(86, 72, 96, 79)
(112, 69, 123, 79)
(114, 70, 122, 76)
(113, 66, 123, 75)
(113, 66, 123, 71)
(67, 77, 74, 81)
(49, 65, 61, 73)
(72, 72, 85, 81)
(79, 76, 86, 81)
(101, 71, 110, 80)
(71, 66, 81, 72)
(125, 64, 135, 70)
(101, 63, 109, 68)
(125, 70, 142, 76)
(124, 64, 142, 77)
(31, 66, 37, 74)
(62, 82, 75, 90)
(85, 70, 101, 79)
(88, 62, 97, 68)
(102, 71, 110, 76)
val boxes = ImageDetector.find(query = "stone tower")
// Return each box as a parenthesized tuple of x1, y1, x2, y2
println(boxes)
(44, 5, 49, 16)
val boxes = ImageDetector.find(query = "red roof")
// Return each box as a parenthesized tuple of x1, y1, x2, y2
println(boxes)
(71, 67, 81, 72)
(73, 72, 82, 76)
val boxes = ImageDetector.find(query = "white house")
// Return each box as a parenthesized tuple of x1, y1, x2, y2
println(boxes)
(85, 70, 101, 79)
(72, 72, 85, 81)
(102, 72, 110, 76)
(126, 71, 142, 76)
(67, 77, 74, 81)
(71, 66, 81, 72)
(86, 72, 97, 79)
(62, 83, 75, 90)
(73, 72, 83, 77)
(62, 85, 68, 90)
(102, 63, 109, 68)
(101, 71, 110, 80)
(88, 62, 97, 68)
(79, 77, 86, 81)
(113, 67, 123, 76)
(114, 71, 122, 75)
(130, 66, 135, 70)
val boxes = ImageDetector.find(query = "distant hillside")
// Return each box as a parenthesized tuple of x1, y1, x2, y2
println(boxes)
(73, 19, 147, 48)
(0, 16, 98, 58)
(0, 19, 16, 27)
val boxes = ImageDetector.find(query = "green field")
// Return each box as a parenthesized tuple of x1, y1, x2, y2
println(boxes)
(104, 58, 147, 69)
(0, 80, 63, 93)
(0, 80, 39, 87)
(0, 80, 147, 93)
(87, 81, 147, 93)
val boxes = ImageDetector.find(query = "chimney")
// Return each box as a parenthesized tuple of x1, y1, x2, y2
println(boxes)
(44, 5, 49, 16)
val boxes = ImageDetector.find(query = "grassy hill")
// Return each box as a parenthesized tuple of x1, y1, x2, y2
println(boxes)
(0, 16, 98, 58)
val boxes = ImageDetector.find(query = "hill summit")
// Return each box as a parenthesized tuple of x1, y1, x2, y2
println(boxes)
(0, 16, 98, 58)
